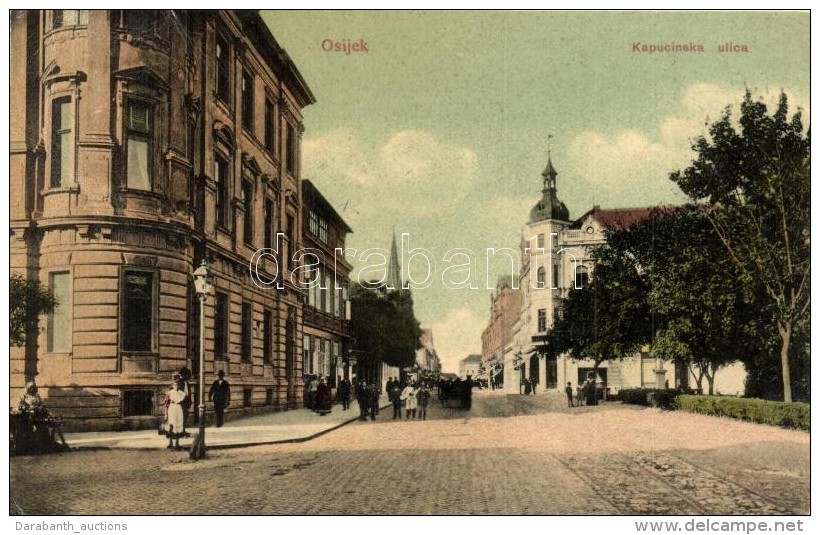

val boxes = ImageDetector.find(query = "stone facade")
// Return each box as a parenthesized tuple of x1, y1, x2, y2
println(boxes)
(9, 10, 318, 430)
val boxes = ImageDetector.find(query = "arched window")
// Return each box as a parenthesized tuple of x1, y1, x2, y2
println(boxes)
(575, 266, 589, 289)
(536, 266, 546, 288)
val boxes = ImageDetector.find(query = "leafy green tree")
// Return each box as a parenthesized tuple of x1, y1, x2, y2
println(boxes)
(9, 273, 58, 348)
(349, 283, 421, 378)
(548, 245, 651, 380)
(670, 92, 810, 402)
(607, 208, 761, 394)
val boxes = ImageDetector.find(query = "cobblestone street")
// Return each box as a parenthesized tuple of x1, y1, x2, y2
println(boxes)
(10, 391, 809, 515)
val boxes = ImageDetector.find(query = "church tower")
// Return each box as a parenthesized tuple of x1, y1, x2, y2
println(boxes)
(387, 229, 403, 290)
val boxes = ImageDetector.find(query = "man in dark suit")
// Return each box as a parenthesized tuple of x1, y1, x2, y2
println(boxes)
(208, 370, 231, 427)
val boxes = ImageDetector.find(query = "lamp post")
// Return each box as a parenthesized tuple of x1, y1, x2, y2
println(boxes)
(190, 260, 213, 460)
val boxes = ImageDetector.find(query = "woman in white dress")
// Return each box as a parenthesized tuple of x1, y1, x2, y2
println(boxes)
(165, 380, 187, 450)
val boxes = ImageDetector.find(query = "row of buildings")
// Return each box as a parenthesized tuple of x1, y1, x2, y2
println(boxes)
(9, 10, 366, 430)
(479, 153, 746, 396)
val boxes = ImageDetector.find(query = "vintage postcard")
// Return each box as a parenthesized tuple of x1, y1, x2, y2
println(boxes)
(6, 8, 811, 528)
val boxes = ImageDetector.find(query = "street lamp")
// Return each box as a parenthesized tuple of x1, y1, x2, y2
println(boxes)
(190, 259, 213, 460)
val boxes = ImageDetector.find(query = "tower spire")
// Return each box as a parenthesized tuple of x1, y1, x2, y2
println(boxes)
(542, 134, 557, 190)
(387, 227, 402, 290)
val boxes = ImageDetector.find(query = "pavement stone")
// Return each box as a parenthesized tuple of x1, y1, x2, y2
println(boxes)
(10, 390, 810, 515)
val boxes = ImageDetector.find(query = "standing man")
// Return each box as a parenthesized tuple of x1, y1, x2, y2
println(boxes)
(565, 381, 574, 407)
(356, 380, 369, 421)
(416, 384, 431, 421)
(389, 380, 403, 419)
(339, 377, 352, 410)
(208, 370, 231, 427)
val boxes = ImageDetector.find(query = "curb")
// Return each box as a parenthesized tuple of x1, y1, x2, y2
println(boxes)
(68, 402, 392, 453)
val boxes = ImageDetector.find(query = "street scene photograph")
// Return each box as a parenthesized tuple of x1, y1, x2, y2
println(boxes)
(5, 7, 811, 527)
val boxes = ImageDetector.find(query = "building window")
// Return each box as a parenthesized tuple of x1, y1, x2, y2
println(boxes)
(266, 388, 274, 405)
(242, 69, 254, 132)
(336, 285, 345, 318)
(242, 180, 254, 245)
(241, 302, 252, 362)
(126, 100, 153, 191)
(214, 292, 229, 360)
(263, 309, 272, 364)
(53, 10, 88, 28)
(537, 309, 547, 333)
(552, 264, 560, 290)
(309, 211, 319, 236)
(51, 97, 73, 188)
(537, 233, 545, 250)
(216, 32, 231, 104)
(264, 198, 274, 249)
(264, 98, 275, 153)
(47, 272, 71, 353)
(303, 335, 312, 375)
(243, 387, 253, 407)
(536, 266, 546, 289)
(123, 390, 153, 417)
(286, 213, 296, 270)
(575, 266, 589, 289)
(325, 273, 334, 314)
(214, 154, 230, 229)
(286, 123, 297, 176)
(319, 269, 328, 313)
(319, 218, 328, 244)
(122, 269, 155, 352)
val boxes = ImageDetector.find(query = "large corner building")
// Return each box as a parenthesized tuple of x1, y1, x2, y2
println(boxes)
(9, 10, 351, 430)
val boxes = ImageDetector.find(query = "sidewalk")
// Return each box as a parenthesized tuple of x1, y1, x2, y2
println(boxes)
(63, 401, 386, 451)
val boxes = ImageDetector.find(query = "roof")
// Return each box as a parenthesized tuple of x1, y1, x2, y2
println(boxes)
(460, 354, 483, 364)
(236, 11, 316, 108)
(302, 180, 353, 234)
(572, 204, 710, 231)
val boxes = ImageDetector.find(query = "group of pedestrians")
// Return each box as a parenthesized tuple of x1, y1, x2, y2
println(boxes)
(386, 377, 431, 420)
(356, 380, 382, 421)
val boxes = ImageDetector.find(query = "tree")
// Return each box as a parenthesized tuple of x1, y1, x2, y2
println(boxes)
(9, 273, 58, 348)
(607, 207, 761, 394)
(670, 92, 810, 402)
(349, 283, 421, 379)
(548, 245, 651, 380)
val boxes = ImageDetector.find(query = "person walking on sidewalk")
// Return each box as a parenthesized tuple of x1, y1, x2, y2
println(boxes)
(401, 382, 418, 419)
(208, 370, 231, 427)
(315, 377, 332, 416)
(356, 380, 369, 420)
(389, 381, 403, 419)
(367, 383, 380, 421)
(339, 377, 352, 410)
(164, 380, 187, 450)
(416, 384, 431, 420)
(565, 382, 574, 407)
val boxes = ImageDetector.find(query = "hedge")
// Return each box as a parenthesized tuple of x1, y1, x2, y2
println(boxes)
(674, 395, 810, 431)
(617, 388, 688, 409)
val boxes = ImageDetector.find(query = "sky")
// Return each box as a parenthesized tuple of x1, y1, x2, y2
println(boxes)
(262, 10, 810, 374)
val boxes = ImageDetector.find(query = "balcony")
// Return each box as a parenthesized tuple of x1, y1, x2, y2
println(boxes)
(303, 306, 351, 336)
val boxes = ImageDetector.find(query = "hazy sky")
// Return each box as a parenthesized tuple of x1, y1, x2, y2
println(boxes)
(263, 10, 809, 373)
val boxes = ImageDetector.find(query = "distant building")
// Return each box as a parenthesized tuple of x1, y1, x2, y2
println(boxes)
(459, 355, 482, 380)
(416, 328, 441, 377)
(495, 151, 746, 396)
(481, 276, 521, 388)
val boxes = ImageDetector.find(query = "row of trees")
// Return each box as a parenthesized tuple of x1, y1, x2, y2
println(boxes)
(548, 92, 810, 402)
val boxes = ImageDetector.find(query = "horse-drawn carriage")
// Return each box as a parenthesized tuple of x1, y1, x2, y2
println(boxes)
(438, 379, 472, 409)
